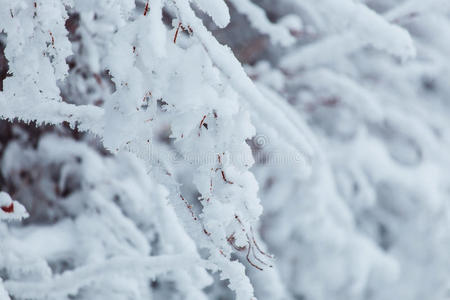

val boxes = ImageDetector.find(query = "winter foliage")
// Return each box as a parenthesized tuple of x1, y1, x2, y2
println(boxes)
(0, 0, 449, 300)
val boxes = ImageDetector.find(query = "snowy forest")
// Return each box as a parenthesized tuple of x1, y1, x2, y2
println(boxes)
(0, 0, 449, 299)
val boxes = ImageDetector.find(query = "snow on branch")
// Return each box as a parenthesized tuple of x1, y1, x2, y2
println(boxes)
(227, 0, 296, 46)
(0, 192, 28, 221)
(280, 0, 416, 72)
(192, 0, 230, 28)
(0, 97, 104, 136)
(4, 254, 212, 299)
(0, 0, 448, 299)
(0, 1, 291, 298)
(172, 0, 315, 159)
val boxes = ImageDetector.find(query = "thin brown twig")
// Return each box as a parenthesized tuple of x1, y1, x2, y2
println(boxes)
(49, 31, 55, 47)
(179, 194, 197, 221)
(246, 242, 263, 271)
(143, 1, 149, 16)
(227, 234, 246, 252)
(250, 242, 272, 268)
(221, 170, 233, 184)
(199, 115, 207, 129)
(174, 22, 182, 43)
(250, 227, 273, 259)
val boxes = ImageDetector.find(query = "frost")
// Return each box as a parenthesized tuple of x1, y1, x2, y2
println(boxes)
(193, 0, 230, 29)
(0, 0, 449, 299)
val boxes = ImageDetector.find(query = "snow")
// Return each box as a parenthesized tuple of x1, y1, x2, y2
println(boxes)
(227, 0, 295, 46)
(0, 192, 28, 221)
(0, 0, 449, 299)
(4, 254, 209, 299)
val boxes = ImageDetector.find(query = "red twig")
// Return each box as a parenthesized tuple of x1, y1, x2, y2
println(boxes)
(221, 170, 233, 184)
(174, 22, 194, 44)
(1, 203, 14, 213)
(179, 195, 213, 239)
(143, 1, 149, 16)
(49, 31, 55, 47)
(217, 154, 233, 184)
(174, 22, 182, 44)
(235, 214, 242, 223)
(199, 115, 207, 129)
(246, 242, 263, 271)
(250, 227, 273, 259)
(227, 234, 246, 251)
(251, 243, 272, 268)
(179, 194, 212, 240)
(219, 249, 226, 257)
(234, 215, 273, 269)
(180, 194, 197, 221)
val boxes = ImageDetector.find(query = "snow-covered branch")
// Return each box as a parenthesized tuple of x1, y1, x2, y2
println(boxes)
(4, 254, 211, 299)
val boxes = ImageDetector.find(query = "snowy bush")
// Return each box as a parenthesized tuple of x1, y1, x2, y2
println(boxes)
(0, 0, 449, 300)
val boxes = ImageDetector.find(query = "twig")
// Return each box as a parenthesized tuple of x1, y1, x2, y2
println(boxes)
(250, 227, 273, 259)
(199, 115, 207, 129)
(143, 1, 149, 16)
(221, 170, 233, 184)
(174, 22, 182, 43)
(1, 203, 14, 213)
(246, 242, 263, 271)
